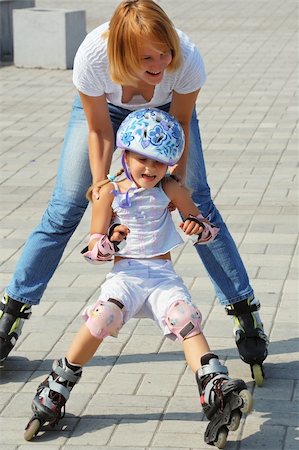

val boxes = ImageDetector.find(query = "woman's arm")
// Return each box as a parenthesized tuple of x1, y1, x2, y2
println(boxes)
(169, 89, 200, 182)
(79, 92, 115, 185)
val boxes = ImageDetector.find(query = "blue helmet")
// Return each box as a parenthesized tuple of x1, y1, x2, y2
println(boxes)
(116, 108, 185, 166)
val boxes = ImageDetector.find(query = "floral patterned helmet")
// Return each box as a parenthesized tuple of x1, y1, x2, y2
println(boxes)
(116, 108, 185, 166)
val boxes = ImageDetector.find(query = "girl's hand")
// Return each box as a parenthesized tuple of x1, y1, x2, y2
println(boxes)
(109, 224, 130, 243)
(179, 219, 203, 236)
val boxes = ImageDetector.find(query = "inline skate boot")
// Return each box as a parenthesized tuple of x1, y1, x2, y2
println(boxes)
(24, 357, 82, 441)
(196, 353, 253, 449)
(0, 294, 32, 362)
(225, 297, 268, 385)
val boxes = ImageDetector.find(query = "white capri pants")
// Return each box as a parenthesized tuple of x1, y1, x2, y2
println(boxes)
(86, 258, 194, 340)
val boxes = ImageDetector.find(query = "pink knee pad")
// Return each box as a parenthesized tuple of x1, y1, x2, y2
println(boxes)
(165, 300, 202, 342)
(83, 298, 124, 340)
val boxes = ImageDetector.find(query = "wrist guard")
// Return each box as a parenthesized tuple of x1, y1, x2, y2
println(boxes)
(81, 234, 115, 264)
(185, 214, 219, 245)
(81, 231, 126, 265)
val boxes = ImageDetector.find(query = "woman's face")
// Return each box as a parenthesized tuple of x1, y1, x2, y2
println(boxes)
(134, 40, 172, 85)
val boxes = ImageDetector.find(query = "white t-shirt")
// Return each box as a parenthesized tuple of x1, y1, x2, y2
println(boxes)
(73, 22, 206, 110)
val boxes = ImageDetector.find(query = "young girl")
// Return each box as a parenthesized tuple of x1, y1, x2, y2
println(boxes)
(24, 109, 252, 448)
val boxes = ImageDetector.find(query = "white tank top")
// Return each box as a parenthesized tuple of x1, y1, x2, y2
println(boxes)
(111, 182, 183, 258)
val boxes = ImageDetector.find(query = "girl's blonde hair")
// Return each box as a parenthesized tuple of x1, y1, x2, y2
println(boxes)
(86, 168, 125, 202)
(105, 0, 182, 86)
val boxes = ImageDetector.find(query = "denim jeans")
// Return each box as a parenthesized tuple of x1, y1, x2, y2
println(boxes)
(6, 96, 253, 306)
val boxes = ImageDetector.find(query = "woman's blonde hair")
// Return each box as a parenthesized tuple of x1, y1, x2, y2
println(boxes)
(106, 0, 182, 86)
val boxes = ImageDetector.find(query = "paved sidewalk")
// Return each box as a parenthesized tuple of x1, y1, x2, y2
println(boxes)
(0, 0, 298, 449)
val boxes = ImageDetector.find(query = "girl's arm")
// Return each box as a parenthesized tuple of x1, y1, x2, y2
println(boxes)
(79, 92, 115, 186)
(82, 183, 129, 264)
(163, 177, 219, 244)
(163, 177, 199, 219)
(169, 89, 200, 182)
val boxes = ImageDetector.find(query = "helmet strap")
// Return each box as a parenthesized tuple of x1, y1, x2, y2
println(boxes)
(121, 151, 132, 181)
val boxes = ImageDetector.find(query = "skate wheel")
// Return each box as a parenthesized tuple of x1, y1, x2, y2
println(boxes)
(24, 418, 41, 441)
(227, 409, 241, 431)
(239, 389, 253, 414)
(214, 426, 228, 449)
(252, 364, 264, 386)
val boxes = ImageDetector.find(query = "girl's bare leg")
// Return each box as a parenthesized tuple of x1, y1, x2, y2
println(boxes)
(66, 324, 102, 366)
(183, 332, 211, 372)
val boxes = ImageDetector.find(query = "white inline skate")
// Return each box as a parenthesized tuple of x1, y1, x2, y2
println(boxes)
(196, 354, 253, 449)
(24, 357, 82, 441)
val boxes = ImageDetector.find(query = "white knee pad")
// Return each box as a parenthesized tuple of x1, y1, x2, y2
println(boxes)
(83, 298, 124, 340)
(165, 300, 202, 342)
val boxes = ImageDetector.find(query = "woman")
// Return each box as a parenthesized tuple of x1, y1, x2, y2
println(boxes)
(0, 0, 267, 383)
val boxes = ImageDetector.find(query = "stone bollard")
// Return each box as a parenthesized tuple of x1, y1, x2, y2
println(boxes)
(13, 7, 86, 69)
(0, 0, 35, 62)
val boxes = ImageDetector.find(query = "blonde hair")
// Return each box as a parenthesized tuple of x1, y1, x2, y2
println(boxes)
(106, 0, 182, 86)
(86, 168, 125, 202)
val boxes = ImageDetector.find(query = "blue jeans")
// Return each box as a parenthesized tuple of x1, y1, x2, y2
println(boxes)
(6, 96, 253, 306)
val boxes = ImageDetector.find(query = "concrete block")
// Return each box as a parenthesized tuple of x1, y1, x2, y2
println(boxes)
(0, 0, 35, 62)
(13, 7, 86, 69)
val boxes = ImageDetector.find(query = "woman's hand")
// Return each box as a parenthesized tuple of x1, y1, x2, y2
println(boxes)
(91, 183, 102, 201)
(168, 164, 186, 185)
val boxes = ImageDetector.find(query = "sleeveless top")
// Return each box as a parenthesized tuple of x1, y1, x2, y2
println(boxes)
(111, 182, 183, 258)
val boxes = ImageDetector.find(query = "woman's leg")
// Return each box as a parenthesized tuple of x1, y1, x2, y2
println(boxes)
(186, 109, 253, 306)
(5, 102, 133, 306)
(0, 102, 133, 361)
(6, 96, 91, 305)
(0, 97, 91, 361)
(186, 110, 268, 380)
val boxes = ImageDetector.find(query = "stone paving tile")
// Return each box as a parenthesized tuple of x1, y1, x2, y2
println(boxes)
(0, 0, 298, 449)
(239, 423, 286, 450)
(19, 446, 62, 450)
(284, 427, 299, 450)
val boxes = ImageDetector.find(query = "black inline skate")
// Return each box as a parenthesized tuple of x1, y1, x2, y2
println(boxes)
(196, 353, 253, 449)
(0, 294, 32, 362)
(225, 297, 268, 386)
(24, 357, 82, 441)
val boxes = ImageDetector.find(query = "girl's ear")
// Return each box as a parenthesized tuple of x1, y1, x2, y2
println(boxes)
(124, 150, 130, 166)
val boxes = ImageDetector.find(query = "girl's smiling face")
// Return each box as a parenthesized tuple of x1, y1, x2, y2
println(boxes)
(125, 151, 168, 188)
(135, 40, 172, 85)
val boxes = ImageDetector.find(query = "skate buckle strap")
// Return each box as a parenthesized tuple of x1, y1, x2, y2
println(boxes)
(48, 380, 71, 401)
(199, 358, 228, 378)
(52, 360, 81, 384)
(0, 298, 32, 319)
(225, 301, 260, 316)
